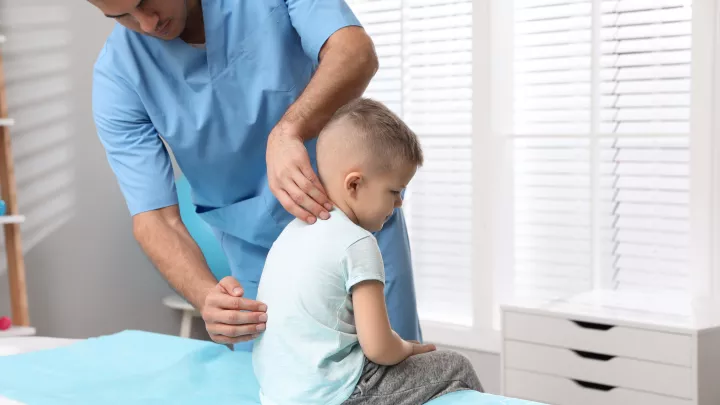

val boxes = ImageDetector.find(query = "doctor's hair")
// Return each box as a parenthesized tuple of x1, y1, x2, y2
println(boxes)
(326, 97, 424, 170)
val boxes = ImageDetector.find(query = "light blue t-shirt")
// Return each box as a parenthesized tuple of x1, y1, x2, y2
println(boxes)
(252, 209, 385, 405)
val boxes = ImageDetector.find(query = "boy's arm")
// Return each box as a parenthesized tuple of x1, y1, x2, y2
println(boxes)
(352, 280, 435, 366)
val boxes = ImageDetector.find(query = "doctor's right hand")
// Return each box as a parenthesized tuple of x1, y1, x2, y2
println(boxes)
(201, 276, 268, 344)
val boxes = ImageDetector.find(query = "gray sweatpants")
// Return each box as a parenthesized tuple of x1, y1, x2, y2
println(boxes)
(342, 350, 484, 405)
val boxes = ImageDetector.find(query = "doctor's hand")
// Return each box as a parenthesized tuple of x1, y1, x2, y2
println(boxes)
(201, 276, 268, 344)
(267, 129, 333, 224)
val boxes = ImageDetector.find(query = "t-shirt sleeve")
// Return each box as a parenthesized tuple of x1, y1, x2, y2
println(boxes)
(92, 50, 177, 217)
(284, 0, 362, 64)
(343, 235, 385, 293)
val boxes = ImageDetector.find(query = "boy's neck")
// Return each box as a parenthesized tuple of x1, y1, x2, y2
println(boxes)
(328, 196, 360, 227)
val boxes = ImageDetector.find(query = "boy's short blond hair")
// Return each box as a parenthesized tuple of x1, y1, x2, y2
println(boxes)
(324, 98, 424, 171)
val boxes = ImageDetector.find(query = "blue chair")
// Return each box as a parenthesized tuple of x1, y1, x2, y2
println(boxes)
(164, 175, 231, 337)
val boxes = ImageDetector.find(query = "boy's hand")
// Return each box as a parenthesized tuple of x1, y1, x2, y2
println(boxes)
(408, 340, 437, 356)
(400, 339, 436, 360)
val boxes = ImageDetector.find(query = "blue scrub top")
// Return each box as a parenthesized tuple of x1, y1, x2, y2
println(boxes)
(92, 0, 361, 249)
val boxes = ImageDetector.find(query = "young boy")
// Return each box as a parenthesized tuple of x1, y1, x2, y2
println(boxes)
(252, 98, 483, 405)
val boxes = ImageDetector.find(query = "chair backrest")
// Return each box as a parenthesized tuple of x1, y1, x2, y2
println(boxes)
(176, 176, 232, 280)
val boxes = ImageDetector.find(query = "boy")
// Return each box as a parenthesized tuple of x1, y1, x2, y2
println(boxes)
(252, 98, 483, 405)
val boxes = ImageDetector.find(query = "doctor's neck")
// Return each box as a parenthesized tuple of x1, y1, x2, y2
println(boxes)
(180, 0, 205, 44)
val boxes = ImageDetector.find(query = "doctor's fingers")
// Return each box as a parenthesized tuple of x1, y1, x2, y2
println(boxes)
(207, 322, 265, 340)
(288, 175, 330, 220)
(210, 333, 261, 345)
(204, 308, 267, 326)
(216, 276, 244, 296)
(275, 187, 317, 224)
(296, 166, 333, 212)
(205, 292, 267, 312)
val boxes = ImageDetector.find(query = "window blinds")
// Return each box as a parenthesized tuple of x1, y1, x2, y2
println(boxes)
(345, 0, 474, 326)
(512, 0, 692, 301)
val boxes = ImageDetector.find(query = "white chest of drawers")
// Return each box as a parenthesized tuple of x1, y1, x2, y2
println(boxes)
(500, 291, 720, 405)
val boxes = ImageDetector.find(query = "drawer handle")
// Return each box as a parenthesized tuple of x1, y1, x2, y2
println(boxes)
(572, 379, 616, 392)
(571, 320, 615, 331)
(572, 350, 616, 361)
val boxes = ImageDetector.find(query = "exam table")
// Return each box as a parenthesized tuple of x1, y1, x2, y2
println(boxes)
(0, 336, 78, 405)
(0, 331, 543, 405)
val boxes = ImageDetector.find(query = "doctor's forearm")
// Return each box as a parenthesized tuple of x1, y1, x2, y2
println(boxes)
(275, 26, 378, 140)
(132, 206, 217, 310)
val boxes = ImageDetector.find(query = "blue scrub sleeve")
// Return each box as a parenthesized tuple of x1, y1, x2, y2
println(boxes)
(92, 53, 177, 216)
(284, 0, 362, 64)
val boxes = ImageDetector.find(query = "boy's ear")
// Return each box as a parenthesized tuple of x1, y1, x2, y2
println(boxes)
(344, 172, 363, 198)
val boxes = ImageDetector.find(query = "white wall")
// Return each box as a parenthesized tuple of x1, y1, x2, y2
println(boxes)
(448, 346, 501, 394)
(0, 0, 182, 339)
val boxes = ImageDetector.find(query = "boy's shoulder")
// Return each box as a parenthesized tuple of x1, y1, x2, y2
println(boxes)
(277, 209, 374, 252)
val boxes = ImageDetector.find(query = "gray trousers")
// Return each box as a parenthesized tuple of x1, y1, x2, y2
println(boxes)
(342, 350, 484, 405)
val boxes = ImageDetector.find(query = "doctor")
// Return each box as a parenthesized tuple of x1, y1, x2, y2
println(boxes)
(89, 0, 422, 348)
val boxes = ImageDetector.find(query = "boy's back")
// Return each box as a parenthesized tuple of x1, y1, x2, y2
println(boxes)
(252, 209, 385, 405)
(252, 98, 482, 405)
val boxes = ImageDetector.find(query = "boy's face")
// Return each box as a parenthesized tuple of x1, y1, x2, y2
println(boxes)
(347, 162, 417, 232)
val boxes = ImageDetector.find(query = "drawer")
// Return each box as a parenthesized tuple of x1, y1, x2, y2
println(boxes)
(505, 369, 693, 405)
(504, 341, 692, 398)
(503, 311, 692, 367)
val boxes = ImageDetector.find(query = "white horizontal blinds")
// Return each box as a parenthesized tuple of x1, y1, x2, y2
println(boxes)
(599, 0, 692, 293)
(514, 0, 593, 135)
(404, 0, 473, 327)
(599, 0, 692, 134)
(512, 0, 594, 301)
(599, 137, 690, 292)
(512, 0, 692, 300)
(345, 0, 474, 326)
(346, 0, 403, 116)
(513, 138, 594, 300)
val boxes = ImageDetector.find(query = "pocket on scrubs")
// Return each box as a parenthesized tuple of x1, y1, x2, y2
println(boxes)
(262, 189, 294, 230)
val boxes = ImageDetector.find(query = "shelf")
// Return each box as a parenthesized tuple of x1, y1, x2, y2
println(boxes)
(0, 118, 14, 127)
(0, 326, 36, 338)
(0, 215, 25, 225)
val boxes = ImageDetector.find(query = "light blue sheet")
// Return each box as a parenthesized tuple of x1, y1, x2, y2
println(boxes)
(0, 331, 543, 405)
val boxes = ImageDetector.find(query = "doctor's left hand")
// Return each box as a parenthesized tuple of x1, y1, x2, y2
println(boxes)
(267, 128, 333, 224)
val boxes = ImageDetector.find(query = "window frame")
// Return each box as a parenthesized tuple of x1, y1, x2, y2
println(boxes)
(714, 0, 720, 299)
(421, 0, 719, 353)
(689, 0, 717, 298)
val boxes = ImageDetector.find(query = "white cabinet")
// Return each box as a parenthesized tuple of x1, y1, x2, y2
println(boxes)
(500, 291, 720, 405)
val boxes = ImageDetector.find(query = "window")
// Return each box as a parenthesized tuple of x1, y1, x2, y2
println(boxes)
(346, 0, 718, 351)
(345, 0, 478, 337)
(511, 0, 694, 301)
(492, 0, 717, 325)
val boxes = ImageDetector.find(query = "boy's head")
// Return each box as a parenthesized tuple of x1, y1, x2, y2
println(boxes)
(317, 98, 423, 232)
